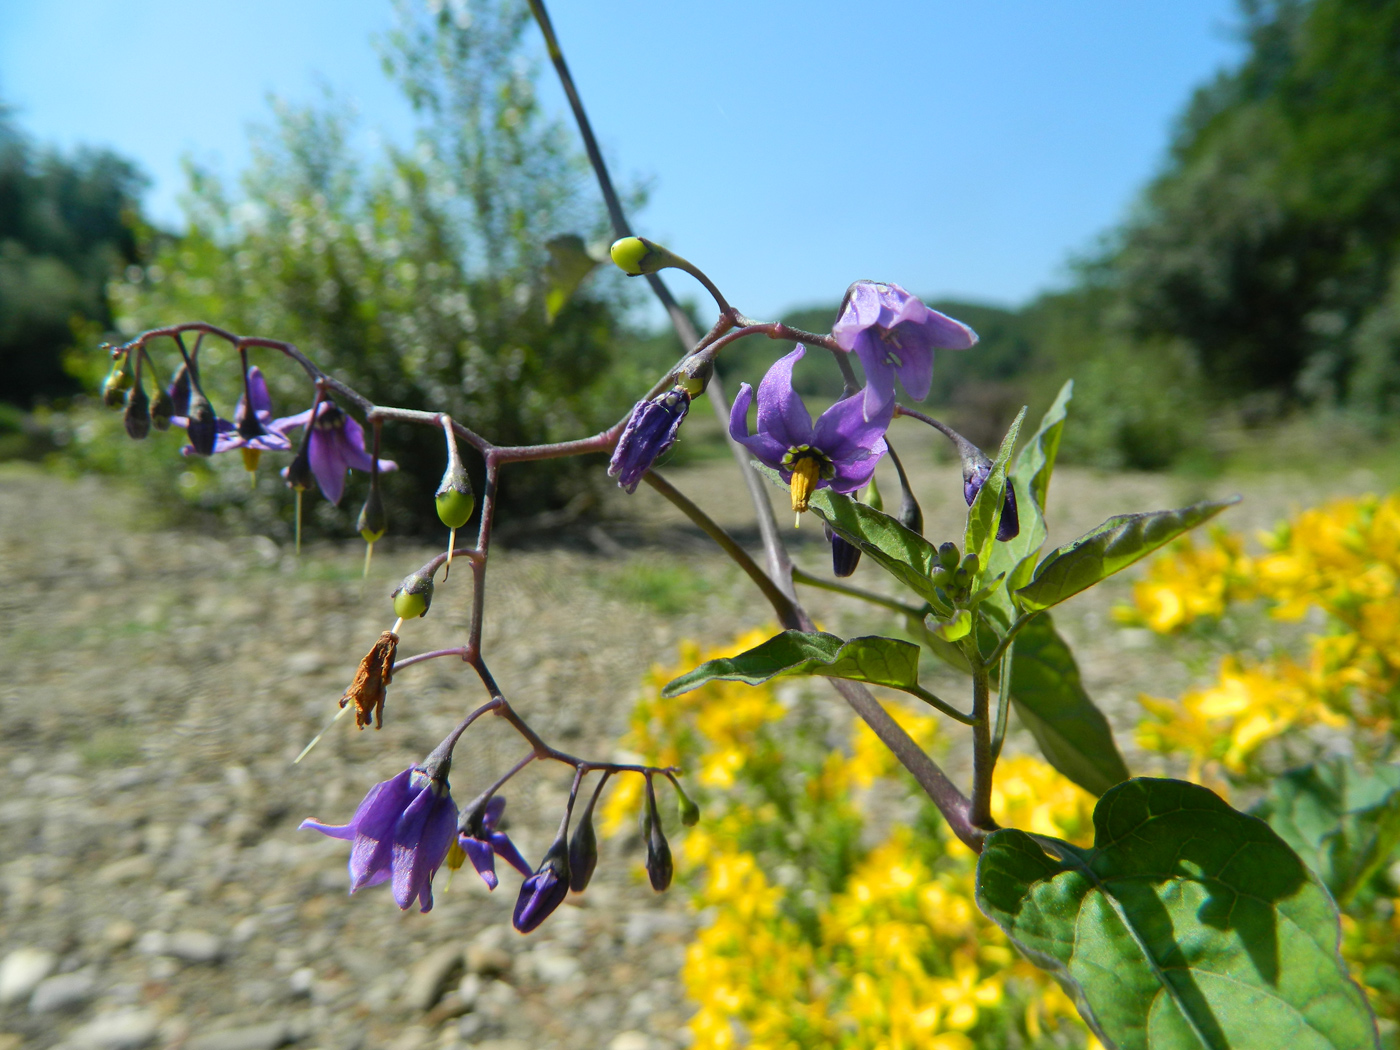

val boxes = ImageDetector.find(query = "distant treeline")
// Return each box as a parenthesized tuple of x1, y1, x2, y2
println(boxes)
(5, 0, 1400, 511)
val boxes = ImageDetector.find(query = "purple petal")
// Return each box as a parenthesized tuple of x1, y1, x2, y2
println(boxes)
(891, 336, 934, 402)
(246, 367, 274, 421)
(829, 438, 887, 492)
(332, 768, 414, 892)
(813, 391, 892, 464)
(513, 867, 567, 933)
(390, 778, 457, 912)
(852, 339, 897, 421)
(298, 817, 357, 842)
(482, 796, 507, 831)
(308, 429, 349, 505)
(269, 408, 312, 437)
(489, 831, 534, 878)
(754, 346, 814, 450)
(608, 392, 688, 492)
(462, 837, 499, 890)
(727, 383, 790, 469)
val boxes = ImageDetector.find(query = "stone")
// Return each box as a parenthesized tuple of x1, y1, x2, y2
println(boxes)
(464, 945, 511, 978)
(66, 1009, 159, 1050)
(0, 947, 56, 1005)
(401, 944, 464, 1012)
(529, 950, 581, 985)
(29, 970, 98, 1013)
(165, 930, 224, 963)
(185, 1021, 293, 1050)
(609, 1034, 652, 1050)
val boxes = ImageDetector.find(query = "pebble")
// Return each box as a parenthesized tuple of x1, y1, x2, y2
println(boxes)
(609, 1034, 653, 1050)
(401, 944, 464, 1012)
(65, 1009, 159, 1050)
(0, 947, 56, 1005)
(29, 969, 98, 1013)
(185, 1020, 293, 1050)
(167, 930, 225, 964)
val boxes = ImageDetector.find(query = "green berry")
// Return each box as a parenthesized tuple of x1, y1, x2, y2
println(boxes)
(435, 465, 475, 529)
(392, 571, 434, 619)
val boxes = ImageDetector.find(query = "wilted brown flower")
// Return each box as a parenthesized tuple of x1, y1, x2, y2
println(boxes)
(340, 631, 399, 729)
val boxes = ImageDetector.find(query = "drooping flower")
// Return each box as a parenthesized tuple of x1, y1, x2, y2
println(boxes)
(300, 765, 458, 913)
(173, 367, 292, 460)
(608, 388, 690, 492)
(729, 345, 890, 517)
(832, 280, 978, 420)
(513, 835, 571, 933)
(962, 455, 1020, 542)
(272, 402, 397, 505)
(459, 796, 534, 891)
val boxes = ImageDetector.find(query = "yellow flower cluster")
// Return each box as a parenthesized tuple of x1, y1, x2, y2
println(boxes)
(614, 634, 1099, 1049)
(1128, 493, 1400, 775)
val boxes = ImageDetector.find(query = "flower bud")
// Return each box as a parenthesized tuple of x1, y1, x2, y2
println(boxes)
(674, 781, 700, 828)
(101, 354, 133, 408)
(513, 835, 570, 933)
(608, 388, 690, 493)
(123, 384, 150, 440)
(898, 490, 924, 536)
(149, 385, 175, 431)
(185, 393, 217, 456)
(168, 365, 192, 417)
(643, 779, 673, 892)
(825, 523, 862, 578)
(609, 236, 680, 277)
(358, 484, 388, 543)
(392, 570, 434, 620)
(435, 464, 476, 529)
(938, 542, 960, 571)
(567, 805, 598, 893)
(962, 455, 1020, 541)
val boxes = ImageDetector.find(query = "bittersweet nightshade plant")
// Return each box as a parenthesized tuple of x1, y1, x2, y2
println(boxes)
(94, 2, 1382, 1044)
(175, 366, 292, 461)
(833, 280, 978, 420)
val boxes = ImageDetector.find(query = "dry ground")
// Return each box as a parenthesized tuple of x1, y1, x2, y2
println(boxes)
(0, 417, 1388, 1050)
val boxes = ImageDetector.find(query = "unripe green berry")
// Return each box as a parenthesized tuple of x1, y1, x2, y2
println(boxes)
(937, 541, 960, 571)
(102, 359, 133, 408)
(358, 486, 388, 543)
(609, 236, 653, 275)
(676, 784, 700, 828)
(392, 571, 434, 619)
(435, 465, 475, 529)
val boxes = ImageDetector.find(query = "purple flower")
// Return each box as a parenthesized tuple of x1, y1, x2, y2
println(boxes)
(175, 367, 292, 458)
(729, 345, 890, 516)
(273, 402, 397, 505)
(513, 837, 571, 933)
(608, 388, 689, 492)
(459, 796, 534, 891)
(300, 765, 458, 913)
(832, 281, 978, 420)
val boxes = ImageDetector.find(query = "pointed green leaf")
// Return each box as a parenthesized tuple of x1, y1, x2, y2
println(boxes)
(661, 630, 925, 698)
(1255, 759, 1400, 905)
(1009, 613, 1129, 797)
(544, 234, 601, 322)
(964, 407, 1027, 576)
(988, 380, 1072, 602)
(1016, 497, 1239, 612)
(977, 778, 1379, 1050)
(752, 466, 950, 614)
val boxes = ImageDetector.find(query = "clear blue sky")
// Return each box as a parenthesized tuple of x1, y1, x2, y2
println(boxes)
(0, 0, 1243, 320)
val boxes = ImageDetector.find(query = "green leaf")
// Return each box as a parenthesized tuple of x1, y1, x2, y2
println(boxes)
(988, 380, 1072, 601)
(964, 407, 1027, 577)
(544, 234, 600, 322)
(1255, 759, 1400, 905)
(977, 778, 1379, 1050)
(660, 630, 925, 698)
(1016, 497, 1239, 612)
(1009, 613, 1129, 797)
(789, 476, 952, 615)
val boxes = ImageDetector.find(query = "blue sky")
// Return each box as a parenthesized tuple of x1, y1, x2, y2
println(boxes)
(1, 1, 1243, 319)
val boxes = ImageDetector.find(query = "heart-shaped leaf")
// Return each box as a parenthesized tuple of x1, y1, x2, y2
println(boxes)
(977, 778, 1378, 1050)
(1008, 613, 1129, 797)
(1016, 497, 1239, 612)
(1255, 758, 1400, 905)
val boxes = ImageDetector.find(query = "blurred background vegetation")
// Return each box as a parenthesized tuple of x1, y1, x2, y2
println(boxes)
(3, 0, 1400, 537)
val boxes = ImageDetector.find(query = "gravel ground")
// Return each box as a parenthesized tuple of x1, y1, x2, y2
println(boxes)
(0, 424, 1389, 1050)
